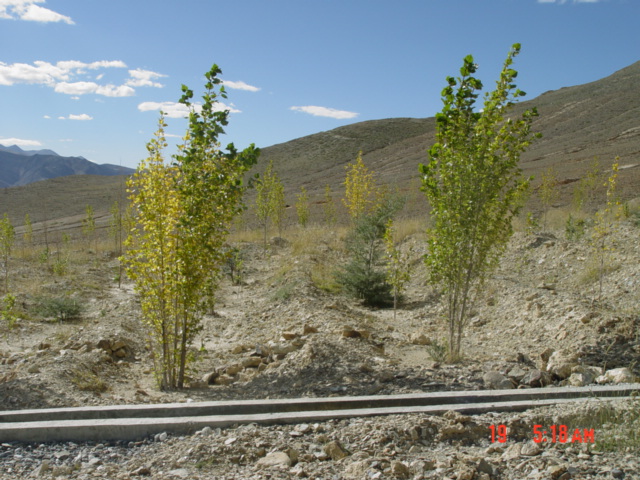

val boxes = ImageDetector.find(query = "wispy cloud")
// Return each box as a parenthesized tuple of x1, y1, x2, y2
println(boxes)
(0, 137, 42, 147)
(126, 69, 166, 88)
(65, 113, 93, 121)
(290, 105, 359, 120)
(0, 60, 164, 97)
(138, 101, 241, 118)
(223, 80, 260, 92)
(0, 0, 74, 24)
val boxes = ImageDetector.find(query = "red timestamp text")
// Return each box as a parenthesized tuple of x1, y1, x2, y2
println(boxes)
(490, 424, 595, 444)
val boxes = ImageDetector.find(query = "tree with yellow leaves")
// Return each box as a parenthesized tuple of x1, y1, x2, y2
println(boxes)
(343, 151, 377, 221)
(125, 65, 259, 390)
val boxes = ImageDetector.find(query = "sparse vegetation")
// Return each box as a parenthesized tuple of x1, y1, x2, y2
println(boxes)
(35, 295, 82, 322)
(419, 44, 539, 361)
(124, 65, 259, 390)
(0, 213, 15, 293)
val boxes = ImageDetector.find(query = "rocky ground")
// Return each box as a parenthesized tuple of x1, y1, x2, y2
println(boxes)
(1, 214, 639, 479)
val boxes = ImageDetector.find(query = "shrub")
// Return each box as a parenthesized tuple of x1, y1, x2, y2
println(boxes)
(35, 296, 82, 322)
(336, 195, 404, 307)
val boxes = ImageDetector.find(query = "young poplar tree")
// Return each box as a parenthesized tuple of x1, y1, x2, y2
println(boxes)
(271, 174, 286, 237)
(82, 205, 96, 251)
(0, 214, 15, 293)
(591, 159, 623, 301)
(296, 186, 310, 228)
(343, 151, 377, 221)
(419, 44, 540, 361)
(125, 65, 259, 390)
(255, 160, 277, 248)
(323, 184, 337, 226)
(383, 219, 414, 321)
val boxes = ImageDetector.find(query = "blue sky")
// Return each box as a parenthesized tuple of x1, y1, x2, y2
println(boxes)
(1, 0, 638, 169)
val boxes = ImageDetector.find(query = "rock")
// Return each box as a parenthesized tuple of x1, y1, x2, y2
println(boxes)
(390, 461, 410, 478)
(131, 466, 151, 476)
(410, 333, 431, 345)
(257, 451, 291, 468)
(225, 363, 243, 375)
(456, 466, 475, 480)
(483, 371, 515, 389)
(343, 460, 370, 479)
(568, 365, 602, 386)
(520, 369, 551, 387)
(546, 350, 579, 379)
(114, 348, 127, 358)
(166, 468, 189, 478)
(303, 324, 318, 335)
(520, 441, 542, 456)
(201, 372, 218, 385)
(97, 339, 112, 352)
(476, 458, 493, 476)
(539, 347, 555, 369)
(323, 440, 349, 460)
(214, 374, 236, 386)
(242, 356, 262, 368)
(507, 366, 527, 382)
(548, 465, 568, 479)
(282, 331, 298, 340)
(342, 326, 362, 338)
(111, 340, 127, 351)
(597, 367, 636, 384)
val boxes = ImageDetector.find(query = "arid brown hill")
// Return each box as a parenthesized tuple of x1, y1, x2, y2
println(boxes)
(1, 60, 639, 228)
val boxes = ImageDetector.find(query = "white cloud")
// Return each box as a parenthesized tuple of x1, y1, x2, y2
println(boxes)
(43, 114, 50, 119)
(67, 113, 93, 121)
(0, 59, 162, 97)
(138, 100, 241, 118)
(223, 80, 260, 92)
(290, 105, 359, 120)
(126, 68, 166, 88)
(0, 137, 42, 147)
(0, 0, 73, 24)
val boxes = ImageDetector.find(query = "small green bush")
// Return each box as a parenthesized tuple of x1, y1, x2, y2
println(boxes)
(336, 195, 404, 307)
(565, 214, 586, 241)
(35, 296, 82, 322)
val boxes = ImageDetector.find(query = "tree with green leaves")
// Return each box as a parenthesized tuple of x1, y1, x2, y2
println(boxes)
(323, 184, 337, 226)
(343, 151, 378, 221)
(255, 160, 278, 247)
(383, 219, 414, 321)
(419, 44, 540, 362)
(125, 65, 259, 390)
(23, 213, 33, 246)
(591, 159, 623, 301)
(272, 173, 286, 236)
(296, 186, 310, 228)
(0, 214, 15, 293)
(336, 195, 404, 307)
(82, 204, 96, 251)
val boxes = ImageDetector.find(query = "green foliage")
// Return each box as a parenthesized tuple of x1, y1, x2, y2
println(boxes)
(591, 159, 624, 300)
(0, 214, 15, 293)
(124, 65, 259, 390)
(23, 213, 33, 246)
(82, 204, 96, 251)
(296, 186, 310, 228)
(565, 214, 587, 242)
(336, 195, 404, 307)
(383, 219, 414, 320)
(222, 245, 245, 285)
(419, 44, 539, 362)
(35, 296, 82, 322)
(323, 184, 337, 226)
(255, 160, 285, 247)
(426, 337, 449, 363)
(343, 151, 378, 221)
(1, 293, 18, 329)
(573, 158, 601, 212)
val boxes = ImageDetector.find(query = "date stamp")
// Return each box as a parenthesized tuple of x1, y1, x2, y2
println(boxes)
(489, 424, 595, 444)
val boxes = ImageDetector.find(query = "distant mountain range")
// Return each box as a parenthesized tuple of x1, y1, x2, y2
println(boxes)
(0, 145, 134, 188)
